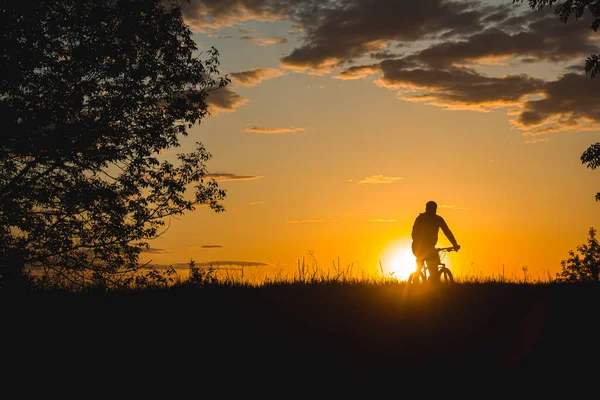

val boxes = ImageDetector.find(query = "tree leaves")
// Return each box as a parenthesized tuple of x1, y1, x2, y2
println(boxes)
(0, 0, 228, 289)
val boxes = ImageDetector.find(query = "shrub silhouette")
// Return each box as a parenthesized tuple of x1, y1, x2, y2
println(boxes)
(556, 227, 600, 282)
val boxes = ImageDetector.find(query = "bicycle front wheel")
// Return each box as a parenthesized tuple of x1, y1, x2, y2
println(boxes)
(439, 267, 454, 284)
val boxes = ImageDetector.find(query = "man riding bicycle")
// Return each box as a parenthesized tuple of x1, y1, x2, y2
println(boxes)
(411, 201, 460, 283)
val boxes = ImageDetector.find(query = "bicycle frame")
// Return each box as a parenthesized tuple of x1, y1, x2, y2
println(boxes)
(409, 247, 457, 284)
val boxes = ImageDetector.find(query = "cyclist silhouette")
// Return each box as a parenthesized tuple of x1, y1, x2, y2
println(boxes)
(411, 201, 460, 283)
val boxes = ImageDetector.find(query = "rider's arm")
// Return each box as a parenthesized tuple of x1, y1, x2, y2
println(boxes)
(439, 217, 458, 247)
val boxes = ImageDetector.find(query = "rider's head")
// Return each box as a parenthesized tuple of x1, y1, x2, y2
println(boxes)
(425, 201, 437, 214)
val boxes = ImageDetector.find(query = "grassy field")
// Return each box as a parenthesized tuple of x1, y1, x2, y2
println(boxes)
(4, 277, 600, 380)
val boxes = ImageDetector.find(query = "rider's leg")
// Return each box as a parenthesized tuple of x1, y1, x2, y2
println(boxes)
(414, 258, 425, 281)
(425, 253, 442, 283)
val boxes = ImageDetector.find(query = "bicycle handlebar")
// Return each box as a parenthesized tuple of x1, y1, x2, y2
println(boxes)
(436, 246, 459, 252)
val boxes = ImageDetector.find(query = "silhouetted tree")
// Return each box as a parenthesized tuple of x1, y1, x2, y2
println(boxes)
(514, 1, 600, 201)
(556, 227, 600, 282)
(514, 1, 600, 77)
(581, 143, 600, 201)
(0, 0, 228, 289)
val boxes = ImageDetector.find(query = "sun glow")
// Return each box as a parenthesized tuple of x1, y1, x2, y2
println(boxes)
(380, 238, 417, 281)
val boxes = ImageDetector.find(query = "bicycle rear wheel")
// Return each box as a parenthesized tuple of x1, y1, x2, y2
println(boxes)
(408, 271, 427, 285)
(439, 267, 454, 284)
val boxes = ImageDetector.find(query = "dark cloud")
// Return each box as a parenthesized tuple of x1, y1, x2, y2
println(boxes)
(206, 86, 248, 113)
(140, 247, 171, 254)
(205, 173, 264, 181)
(176, 0, 288, 31)
(370, 50, 401, 60)
(202, 245, 223, 248)
(376, 61, 544, 111)
(243, 125, 305, 133)
(334, 64, 382, 80)
(331, 4, 599, 134)
(280, 0, 488, 71)
(343, 60, 600, 133)
(415, 16, 597, 68)
(512, 73, 600, 133)
(177, 0, 600, 135)
(177, 1, 595, 73)
(230, 68, 284, 86)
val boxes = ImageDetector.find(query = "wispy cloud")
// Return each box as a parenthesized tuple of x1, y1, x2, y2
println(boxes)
(249, 201, 265, 205)
(240, 35, 287, 46)
(230, 68, 284, 86)
(243, 125, 306, 134)
(359, 175, 403, 184)
(368, 219, 397, 223)
(202, 245, 224, 248)
(205, 173, 264, 181)
(438, 204, 469, 210)
(187, 260, 270, 267)
(286, 219, 336, 224)
(140, 247, 171, 254)
(525, 137, 552, 144)
(163, 261, 271, 269)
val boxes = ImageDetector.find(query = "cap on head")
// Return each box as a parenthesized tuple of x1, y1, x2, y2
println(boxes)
(425, 201, 437, 214)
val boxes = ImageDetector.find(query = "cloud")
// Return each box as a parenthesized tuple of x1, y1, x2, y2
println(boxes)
(359, 175, 403, 184)
(525, 137, 552, 144)
(368, 219, 396, 223)
(249, 201, 265, 205)
(413, 17, 596, 69)
(201, 245, 224, 248)
(286, 219, 335, 224)
(280, 0, 489, 71)
(179, 1, 593, 74)
(167, 260, 271, 268)
(205, 173, 264, 181)
(243, 125, 306, 134)
(373, 61, 544, 112)
(334, 64, 383, 80)
(338, 58, 598, 135)
(239, 35, 287, 46)
(192, 260, 270, 267)
(371, 50, 401, 60)
(178, 1, 600, 135)
(230, 68, 284, 86)
(511, 73, 600, 133)
(177, 0, 287, 31)
(140, 247, 171, 254)
(206, 86, 248, 113)
(438, 204, 468, 210)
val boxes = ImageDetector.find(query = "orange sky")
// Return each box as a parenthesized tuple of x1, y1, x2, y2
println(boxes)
(140, 0, 600, 282)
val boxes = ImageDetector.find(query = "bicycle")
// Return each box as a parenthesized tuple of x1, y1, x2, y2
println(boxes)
(407, 246, 458, 285)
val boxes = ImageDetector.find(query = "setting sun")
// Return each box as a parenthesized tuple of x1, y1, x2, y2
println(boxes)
(381, 239, 417, 280)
